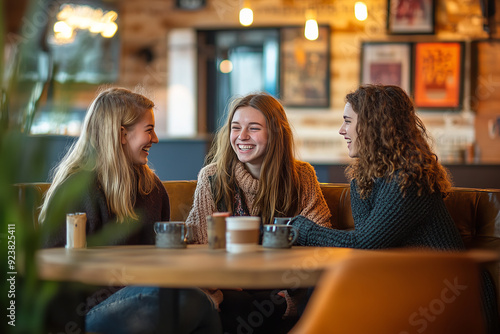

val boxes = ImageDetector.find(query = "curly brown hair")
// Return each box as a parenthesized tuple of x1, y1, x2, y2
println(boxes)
(345, 84, 452, 198)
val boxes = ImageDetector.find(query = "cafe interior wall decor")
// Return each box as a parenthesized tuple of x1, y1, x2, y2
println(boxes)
(387, 0, 436, 35)
(360, 41, 412, 93)
(280, 25, 330, 108)
(413, 42, 464, 110)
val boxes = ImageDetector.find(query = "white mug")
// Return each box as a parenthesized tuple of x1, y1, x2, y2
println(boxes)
(225, 216, 261, 253)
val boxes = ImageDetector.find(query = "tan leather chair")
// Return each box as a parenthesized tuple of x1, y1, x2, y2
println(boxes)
(291, 251, 487, 334)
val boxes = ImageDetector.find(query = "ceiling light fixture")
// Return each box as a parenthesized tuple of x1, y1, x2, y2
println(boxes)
(304, 9, 319, 41)
(239, 1, 253, 26)
(355, 2, 368, 21)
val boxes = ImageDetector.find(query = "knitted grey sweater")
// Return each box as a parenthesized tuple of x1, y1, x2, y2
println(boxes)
(291, 176, 499, 333)
(292, 177, 464, 250)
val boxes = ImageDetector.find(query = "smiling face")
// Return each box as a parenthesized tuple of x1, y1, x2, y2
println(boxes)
(339, 102, 359, 158)
(121, 108, 158, 165)
(230, 106, 269, 177)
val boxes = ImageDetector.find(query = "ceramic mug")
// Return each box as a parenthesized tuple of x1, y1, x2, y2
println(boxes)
(273, 217, 292, 225)
(154, 222, 186, 249)
(207, 212, 230, 249)
(262, 224, 298, 249)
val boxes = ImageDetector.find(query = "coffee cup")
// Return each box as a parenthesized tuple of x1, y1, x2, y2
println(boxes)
(154, 222, 186, 249)
(185, 224, 197, 244)
(66, 213, 87, 249)
(262, 224, 298, 249)
(207, 212, 230, 249)
(225, 216, 261, 253)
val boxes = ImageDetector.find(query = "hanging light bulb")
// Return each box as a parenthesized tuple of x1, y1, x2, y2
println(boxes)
(219, 59, 233, 73)
(304, 19, 319, 40)
(355, 2, 368, 21)
(239, 7, 253, 26)
(304, 10, 318, 41)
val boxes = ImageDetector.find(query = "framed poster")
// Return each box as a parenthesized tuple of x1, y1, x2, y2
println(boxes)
(387, 0, 435, 35)
(360, 42, 412, 93)
(280, 26, 330, 108)
(413, 42, 464, 110)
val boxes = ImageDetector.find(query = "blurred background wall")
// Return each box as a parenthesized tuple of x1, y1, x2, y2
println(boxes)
(3, 0, 500, 186)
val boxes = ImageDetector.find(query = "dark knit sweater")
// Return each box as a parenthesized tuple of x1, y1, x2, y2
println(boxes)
(41, 170, 170, 313)
(292, 177, 464, 250)
(291, 176, 499, 333)
(42, 171, 170, 248)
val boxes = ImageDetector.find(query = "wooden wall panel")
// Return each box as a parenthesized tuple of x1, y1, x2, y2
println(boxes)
(471, 40, 500, 163)
(475, 115, 500, 163)
(471, 41, 500, 115)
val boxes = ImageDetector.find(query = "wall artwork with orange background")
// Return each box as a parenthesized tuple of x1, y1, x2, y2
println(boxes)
(413, 42, 464, 110)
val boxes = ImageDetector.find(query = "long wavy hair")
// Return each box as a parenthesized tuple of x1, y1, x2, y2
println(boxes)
(39, 87, 158, 223)
(345, 84, 452, 198)
(206, 92, 301, 224)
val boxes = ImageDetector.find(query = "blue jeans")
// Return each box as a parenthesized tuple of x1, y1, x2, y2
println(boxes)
(86, 286, 222, 334)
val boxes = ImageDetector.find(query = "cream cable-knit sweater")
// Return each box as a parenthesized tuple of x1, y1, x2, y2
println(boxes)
(186, 160, 332, 244)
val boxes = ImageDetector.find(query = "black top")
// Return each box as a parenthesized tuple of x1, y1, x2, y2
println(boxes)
(42, 170, 170, 248)
(40, 170, 170, 313)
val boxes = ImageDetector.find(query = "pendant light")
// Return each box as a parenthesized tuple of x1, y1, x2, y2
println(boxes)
(239, 1, 253, 26)
(304, 9, 319, 41)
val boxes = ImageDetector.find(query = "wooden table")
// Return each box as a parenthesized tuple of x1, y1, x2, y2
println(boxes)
(36, 244, 362, 289)
(37, 245, 500, 288)
(37, 245, 362, 333)
(36, 245, 499, 333)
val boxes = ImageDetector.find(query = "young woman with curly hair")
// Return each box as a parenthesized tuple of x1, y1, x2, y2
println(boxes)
(186, 92, 331, 333)
(291, 84, 460, 249)
(289, 84, 498, 333)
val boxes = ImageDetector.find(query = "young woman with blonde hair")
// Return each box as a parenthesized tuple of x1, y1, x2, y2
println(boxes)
(186, 92, 331, 333)
(39, 87, 164, 232)
(40, 87, 221, 334)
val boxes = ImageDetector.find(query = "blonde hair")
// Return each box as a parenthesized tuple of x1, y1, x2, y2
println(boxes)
(206, 92, 301, 224)
(39, 87, 158, 223)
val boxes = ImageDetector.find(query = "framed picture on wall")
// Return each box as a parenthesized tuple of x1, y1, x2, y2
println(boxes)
(387, 0, 435, 34)
(280, 26, 330, 108)
(413, 42, 464, 110)
(360, 42, 412, 93)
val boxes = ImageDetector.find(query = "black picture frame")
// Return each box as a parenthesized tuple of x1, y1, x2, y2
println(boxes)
(360, 42, 412, 94)
(387, 0, 435, 35)
(176, 0, 206, 10)
(280, 26, 330, 108)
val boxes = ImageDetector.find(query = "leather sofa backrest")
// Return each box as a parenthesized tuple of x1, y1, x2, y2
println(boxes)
(162, 180, 197, 221)
(15, 181, 500, 310)
(16, 181, 500, 246)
